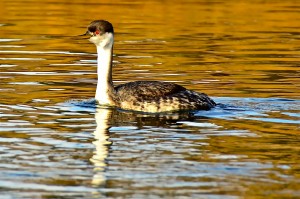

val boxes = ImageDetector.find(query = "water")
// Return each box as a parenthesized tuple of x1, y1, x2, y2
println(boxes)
(1, 0, 300, 198)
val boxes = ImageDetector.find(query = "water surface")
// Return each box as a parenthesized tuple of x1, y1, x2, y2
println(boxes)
(0, 0, 300, 198)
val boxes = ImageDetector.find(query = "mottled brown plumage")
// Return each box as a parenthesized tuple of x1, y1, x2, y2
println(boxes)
(115, 81, 186, 100)
(114, 81, 216, 112)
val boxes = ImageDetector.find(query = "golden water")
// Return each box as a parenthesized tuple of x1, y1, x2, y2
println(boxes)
(0, 0, 299, 198)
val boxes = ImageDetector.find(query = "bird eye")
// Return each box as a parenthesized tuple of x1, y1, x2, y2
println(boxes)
(95, 30, 100, 35)
(88, 26, 96, 33)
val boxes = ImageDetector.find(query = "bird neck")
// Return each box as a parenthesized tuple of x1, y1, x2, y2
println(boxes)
(95, 44, 115, 105)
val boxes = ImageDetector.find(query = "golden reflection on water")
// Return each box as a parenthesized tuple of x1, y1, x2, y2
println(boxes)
(0, 0, 300, 198)
(1, 0, 299, 101)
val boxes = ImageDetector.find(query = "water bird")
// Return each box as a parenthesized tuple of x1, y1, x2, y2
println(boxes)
(81, 20, 216, 112)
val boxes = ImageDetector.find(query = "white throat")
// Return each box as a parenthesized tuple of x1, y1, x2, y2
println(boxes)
(94, 33, 114, 105)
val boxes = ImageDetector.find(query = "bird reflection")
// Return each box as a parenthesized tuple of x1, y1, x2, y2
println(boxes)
(89, 107, 203, 187)
(90, 107, 112, 187)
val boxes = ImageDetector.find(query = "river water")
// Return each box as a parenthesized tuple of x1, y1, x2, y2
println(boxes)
(0, 0, 299, 198)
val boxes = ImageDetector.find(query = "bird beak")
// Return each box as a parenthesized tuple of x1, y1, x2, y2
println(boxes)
(78, 31, 90, 37)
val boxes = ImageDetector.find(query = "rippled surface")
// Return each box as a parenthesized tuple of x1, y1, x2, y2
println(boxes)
(0, 0, 300, 198)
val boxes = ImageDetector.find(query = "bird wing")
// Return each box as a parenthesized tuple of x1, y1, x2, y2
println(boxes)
(115, 81, 186, 101)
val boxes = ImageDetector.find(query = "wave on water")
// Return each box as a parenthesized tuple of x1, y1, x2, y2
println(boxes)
(196, 97, 300, 124)
(59, 98, 98, 112)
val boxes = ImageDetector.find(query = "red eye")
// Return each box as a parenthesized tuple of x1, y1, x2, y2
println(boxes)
(95, 30, 100, 35)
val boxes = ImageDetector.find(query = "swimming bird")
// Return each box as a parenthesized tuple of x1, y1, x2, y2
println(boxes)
(82, 20, 216, 112)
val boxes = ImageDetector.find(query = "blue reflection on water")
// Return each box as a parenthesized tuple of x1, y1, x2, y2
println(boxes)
(196, 97, 300, 124)
(61, 97, 300, 124)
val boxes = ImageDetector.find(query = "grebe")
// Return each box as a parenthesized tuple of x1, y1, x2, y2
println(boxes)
(82, 20, 216, 112)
